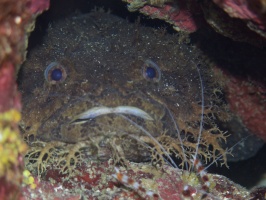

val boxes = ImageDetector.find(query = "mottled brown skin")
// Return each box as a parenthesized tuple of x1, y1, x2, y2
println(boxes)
(19, 11, 227, 175)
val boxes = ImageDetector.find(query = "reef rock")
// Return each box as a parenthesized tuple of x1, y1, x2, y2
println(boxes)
(22, 161, 252, 200)
(0, 0, 49, 199)
(123, 0, 266, 45)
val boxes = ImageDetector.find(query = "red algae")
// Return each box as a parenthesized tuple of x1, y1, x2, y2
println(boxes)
(217, 68, 266, 141)
(0, 0, 49, 199)
(22, 161, 251, 199)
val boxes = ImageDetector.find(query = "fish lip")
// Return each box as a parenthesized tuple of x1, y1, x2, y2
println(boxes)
(70, 105, 154, 124)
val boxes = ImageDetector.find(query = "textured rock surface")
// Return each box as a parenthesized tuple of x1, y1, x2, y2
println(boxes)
(122, 0, 266, 45)
(222, 70, 266, 142)
(22, 161, 252, 200)
(202, 0, 266, 46)
(0, 0, 49, 199)
(122, 0, 203, 33)
(213, 0, 266, 38)
(0, 0, 49, 112)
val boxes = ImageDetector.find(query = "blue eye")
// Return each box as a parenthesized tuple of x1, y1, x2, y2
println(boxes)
(44, 62, 67, 84)
(51, 68, 63, 81)
(145, 67, 156, 79)
(142, 59, 161, 82)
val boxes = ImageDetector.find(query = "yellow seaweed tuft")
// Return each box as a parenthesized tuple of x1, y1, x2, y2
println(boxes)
(0, 109, 27, 183)
(23, 170, 36, 189)
(0, 109, 21, 123)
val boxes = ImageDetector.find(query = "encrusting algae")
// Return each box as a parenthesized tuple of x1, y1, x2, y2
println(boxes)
(0, 109, 27, 181)
(0, 109, 37, 194)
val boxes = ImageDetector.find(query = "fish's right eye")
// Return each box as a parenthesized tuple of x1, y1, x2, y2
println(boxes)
(142, 59, 161, 82)
(44, 62, 67, 84)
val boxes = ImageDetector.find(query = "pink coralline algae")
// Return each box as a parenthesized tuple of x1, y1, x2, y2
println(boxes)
(221, 69, 266, 142)
(123, 0, 266, 44)
(28, 0, 50, 15)
(0, 0, 49, 199)
(22, 161, 252, 200)
(0, 62, 21, 112)
(123, 0, 203, 33)
(213, 0, 266, 38)
(0, 0, 50, 112)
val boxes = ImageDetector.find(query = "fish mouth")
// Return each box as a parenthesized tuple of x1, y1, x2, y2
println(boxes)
(22, 90, 174, 166)
(70, 105, 154, 124)
(29, 90, 168, 143)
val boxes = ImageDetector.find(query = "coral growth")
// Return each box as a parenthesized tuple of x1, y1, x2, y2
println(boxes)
(123, 0, 202, 32)
(216, 68, 266, 142)
(0, 109, 27, 199)
(0, 0, 49, 198)
(122, 0, 266, 45)
(0, 62, 21, 112)
(22, 161, 251, 199)
(213, 0, 266, 38)
(201, 0, 266, 46)
(0, 0, 49, 73)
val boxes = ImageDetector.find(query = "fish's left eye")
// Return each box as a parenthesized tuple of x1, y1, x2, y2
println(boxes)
(44, 62, 67, 84)
(145, 67, 156, 79)
(51, 68, 63, 81)
(142, 59, 161, 82)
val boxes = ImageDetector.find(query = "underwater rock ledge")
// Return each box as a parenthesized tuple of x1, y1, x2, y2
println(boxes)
(22, 160, 252, 200)
(0, 0, 49, 199)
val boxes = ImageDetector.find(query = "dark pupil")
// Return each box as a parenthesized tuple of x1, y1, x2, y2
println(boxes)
(146, 67, 156, 79)
(51, 69, 62, 81)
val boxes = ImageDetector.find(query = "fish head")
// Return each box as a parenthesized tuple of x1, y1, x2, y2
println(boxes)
(19, 12, 222, 164)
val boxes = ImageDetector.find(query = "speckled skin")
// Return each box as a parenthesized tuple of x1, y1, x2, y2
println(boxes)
(19, 11, 227, 175)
